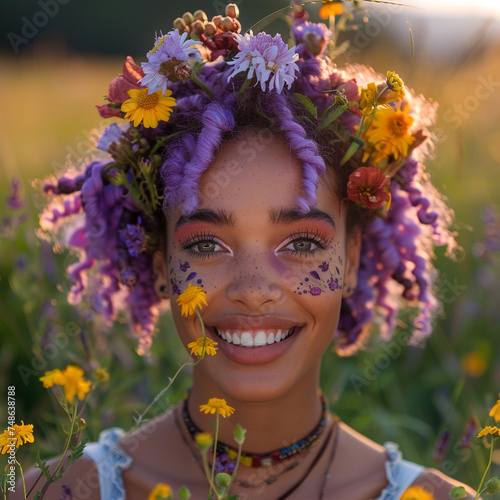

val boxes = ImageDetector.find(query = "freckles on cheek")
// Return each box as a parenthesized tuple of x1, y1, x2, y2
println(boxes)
(293, 245, 344, 297)
(168, 245, 205, 295)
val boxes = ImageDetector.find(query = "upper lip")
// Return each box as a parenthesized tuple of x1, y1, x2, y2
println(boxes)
(207, 316, 302, 331)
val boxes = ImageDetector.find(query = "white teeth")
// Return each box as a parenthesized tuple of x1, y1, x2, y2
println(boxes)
(241, 331, 253, 347)
(213, 327, 298, 347)
(254, 331, 267, 346)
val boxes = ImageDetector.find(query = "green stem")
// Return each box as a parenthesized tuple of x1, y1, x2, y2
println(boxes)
(15, 460, 27, 499)
(474, 439, 495, 500)
(228, 441, 243, 492)
(210, 413, 221, 498)
(190, 75, 213, 97)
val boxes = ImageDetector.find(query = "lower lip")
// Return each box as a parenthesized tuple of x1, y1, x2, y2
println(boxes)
(207, 328, 302, 366)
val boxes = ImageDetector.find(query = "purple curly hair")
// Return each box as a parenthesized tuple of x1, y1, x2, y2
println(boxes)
(39, 29, 456, 356)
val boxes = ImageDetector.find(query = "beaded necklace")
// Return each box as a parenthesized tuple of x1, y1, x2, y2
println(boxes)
(182, 391, 329, 468)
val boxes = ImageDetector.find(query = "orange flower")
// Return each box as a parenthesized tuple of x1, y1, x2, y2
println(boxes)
(319, 1, 343, 19)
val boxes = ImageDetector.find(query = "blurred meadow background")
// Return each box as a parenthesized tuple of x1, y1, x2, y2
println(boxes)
(1, 0, 500, 493)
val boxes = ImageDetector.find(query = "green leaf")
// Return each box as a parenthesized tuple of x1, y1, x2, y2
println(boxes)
(318, 105, 348, 132)
(227, 496, 240, 500)
(68, 440, 87, 466)
(294, 93, 318, 119)
(33, 492, 42, 500)
(449, 486, 467, 498)
(35, 452, 51, 480)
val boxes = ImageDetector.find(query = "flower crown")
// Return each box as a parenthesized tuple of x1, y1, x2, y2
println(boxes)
(40, 1, 457, 355)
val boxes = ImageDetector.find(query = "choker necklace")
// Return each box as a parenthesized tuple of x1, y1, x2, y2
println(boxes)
(182, 390, 330, 469)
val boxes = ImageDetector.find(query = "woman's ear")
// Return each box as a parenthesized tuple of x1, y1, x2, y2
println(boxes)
(153, 251, 170, 300)
(343, 227, 361, 298)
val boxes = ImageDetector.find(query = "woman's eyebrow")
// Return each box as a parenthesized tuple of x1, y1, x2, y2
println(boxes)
(269, 207, 336, 230)
(174, 209, 235, 232)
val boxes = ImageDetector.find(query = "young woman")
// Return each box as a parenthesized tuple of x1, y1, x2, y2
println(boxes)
(22, 2, 478, 499)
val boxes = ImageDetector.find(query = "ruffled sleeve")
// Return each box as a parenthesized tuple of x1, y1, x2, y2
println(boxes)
(84, 427, 132, 500)
(373, 442, 425, 500)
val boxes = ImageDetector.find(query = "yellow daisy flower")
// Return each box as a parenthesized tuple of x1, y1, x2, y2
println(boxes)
(187, 337, 218, 356)
(477, 425, 500, 438)
(39, 368, 65, 388)
(400, 485, 436, 500)
(358, 82, 378, 116)
(176, 283, 208, 317)
(319, 1, 344, 19)
(121, 88, 177, 128)
(0, 421, 34, 454)
(148, 483, 172, 500)
(41, 366, 91, 403)
(489, 394, 500, 422)
(361, 102, 415, 163)
(199, 398, 235, 418)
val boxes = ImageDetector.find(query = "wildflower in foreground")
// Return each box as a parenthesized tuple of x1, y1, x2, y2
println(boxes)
(148, 482, 172, 500)
(347, 166, 391, 210)
(227, 32, 299, 93)
(400, 485, 436, 500)
(199, 398, 235, 418)
(40, 366, 91, 403)
(477, 426, 500, 438)
(0, 421, 34, 454)
(319, 1, 344, 19)
(361, 103, 416, 163)
(386, 70, 405, 98)
(194, 432, 214, 452)
(187, 337, 218, 356)
(176, 284, 208, 317)
(489, 394, 500, 422)
(121, 88, 177, 128)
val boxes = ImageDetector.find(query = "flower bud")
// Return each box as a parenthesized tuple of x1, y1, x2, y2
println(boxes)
(233, 423, 247, 445)
(140, 158, 154, 175)
(107, 168, 127, 186)
(221, 16, 235, 32)
(194, 432, 213, 453)
(191, 20, 205, 36)
(174, 61, 193, 81)
(449, 486, 467, 499)
(215, 473, 231, 488)
(212, 15, 223, 28)
(177, 487, 191, 500)
(173, 17, 187, 32)
(182, 12, 195, 26)
(485, 477, 500, 495)
(205, 22, 217, 37)
(193, 10, 208, 22)
(225, 3, 239, 19)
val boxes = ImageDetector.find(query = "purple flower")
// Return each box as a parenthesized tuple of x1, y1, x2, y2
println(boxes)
(120, 268, 139, 287)
(214, 453, 236, 475)
(97, 123, 127, 152)
(328, 277, 340, 291)
(141, 29, 202, 95)
(179, 260, 190, 272)
(309, 287, 322, 295)
(227, 32, 299, 93)
(6, 177, 26, 211)
(292, 21, 331, 56)
(119, 221, 146, 257)
(319, 261, 329, 272)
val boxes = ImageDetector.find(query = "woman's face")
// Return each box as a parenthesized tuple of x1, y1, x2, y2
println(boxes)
(165, 129, 360, 402)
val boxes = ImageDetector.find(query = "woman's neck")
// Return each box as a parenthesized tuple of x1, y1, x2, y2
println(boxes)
(187, 366, 324, 454)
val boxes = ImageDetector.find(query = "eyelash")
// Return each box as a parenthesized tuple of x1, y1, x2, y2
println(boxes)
(179, 229, 331, 259)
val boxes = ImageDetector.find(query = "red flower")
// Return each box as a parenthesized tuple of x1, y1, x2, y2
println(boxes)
(347, 166, 391, 210)
(96, 56, 145, 118)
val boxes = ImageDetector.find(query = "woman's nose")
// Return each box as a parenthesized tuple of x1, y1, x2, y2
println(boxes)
(225, 253, 283, 312)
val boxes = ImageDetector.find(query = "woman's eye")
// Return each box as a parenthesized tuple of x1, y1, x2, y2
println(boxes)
(195, 241, 217, 253)
(283, 238, 318, 253)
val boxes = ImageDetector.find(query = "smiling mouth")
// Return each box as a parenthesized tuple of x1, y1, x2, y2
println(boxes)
(211, 326, 298, 347)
